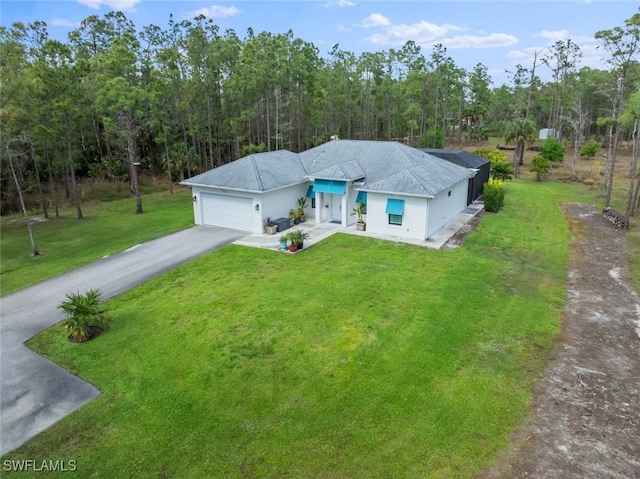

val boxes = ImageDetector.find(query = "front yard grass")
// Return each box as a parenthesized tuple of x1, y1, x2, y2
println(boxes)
(4, 181, 594, 478)
(0, 187, 193, 295)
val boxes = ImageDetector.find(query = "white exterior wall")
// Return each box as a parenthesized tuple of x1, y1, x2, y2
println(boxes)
(259, 184, 312, 225)
(191, 183, 313, 233)
(426, 180, 468, 238)
(366, 193, 428, 240)
(347, 185, 359, 226)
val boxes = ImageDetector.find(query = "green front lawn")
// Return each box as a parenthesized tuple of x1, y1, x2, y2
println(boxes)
(5, 181, 594, 478)
(0, 187, 193, 295)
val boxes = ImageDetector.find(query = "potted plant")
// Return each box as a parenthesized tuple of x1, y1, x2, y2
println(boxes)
(351, 200, 366, 231)
(289, 209, 297, 227)
(287, 232, 299, 252)
(58, 288, 111, 343)
(279, 234, 288, 251)
(292, 228, 310, 249)
(264, 216, 277, 235)
(297, 197, 308, 222)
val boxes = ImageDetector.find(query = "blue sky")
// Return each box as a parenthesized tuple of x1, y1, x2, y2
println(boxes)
(1, 0, 636, 85)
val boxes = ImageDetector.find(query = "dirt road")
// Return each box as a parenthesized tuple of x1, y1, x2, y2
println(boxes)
(480, 203, 640, 479)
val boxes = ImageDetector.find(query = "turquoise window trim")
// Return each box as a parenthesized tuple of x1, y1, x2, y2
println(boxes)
(355, 191, 367, 205)
(385, 198, 405, 215)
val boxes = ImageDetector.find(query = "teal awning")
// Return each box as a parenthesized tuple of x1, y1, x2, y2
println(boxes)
(355, 191, 367, 204)
(314, 179, 346, 195)
(385, 198, 405, 215)
(306, 185, 315, 198)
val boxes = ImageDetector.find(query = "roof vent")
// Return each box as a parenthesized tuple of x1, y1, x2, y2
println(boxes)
(330, 135, 339, 141)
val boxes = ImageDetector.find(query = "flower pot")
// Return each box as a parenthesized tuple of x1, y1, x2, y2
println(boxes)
(288, 244, 298, 252)
(279, 240, 288, 251)
(294, 218, 300, 225)
(300, 214, 306, 223)
(265, 225, 278, 235)
(296, 242, 304, 250)
(357, 222, 366, 231)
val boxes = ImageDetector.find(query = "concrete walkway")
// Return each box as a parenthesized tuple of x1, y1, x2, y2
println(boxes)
(234, 201, 484, 252)
(0, 226, 242, 456)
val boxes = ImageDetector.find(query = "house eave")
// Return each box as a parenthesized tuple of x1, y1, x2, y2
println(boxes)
(305, 175, 362, 182)
(180, 180, 308, 194)
(361, 188, 436, 199)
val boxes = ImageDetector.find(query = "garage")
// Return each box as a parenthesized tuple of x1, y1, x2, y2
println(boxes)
(201, 193, 253, 231)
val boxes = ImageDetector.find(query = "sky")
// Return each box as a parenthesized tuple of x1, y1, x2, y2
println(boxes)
(1, 0, 637, 85)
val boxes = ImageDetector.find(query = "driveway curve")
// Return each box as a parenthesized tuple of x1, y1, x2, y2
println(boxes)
(0, 226, 242, 456)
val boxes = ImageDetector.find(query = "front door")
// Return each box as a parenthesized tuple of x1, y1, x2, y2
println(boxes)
(331, 194, 342, 222)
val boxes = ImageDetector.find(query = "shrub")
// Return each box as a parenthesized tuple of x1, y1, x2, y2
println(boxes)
(530, 155, 551, 181)
(490, 160, 514, 181)
(473, 148, 508, 164)
(539, 138, 565, 163)
(483, 178, 505, 212)
(474, 148, 513, 181)
(58, 288, 111, 342)
(580, 140, 601, 160)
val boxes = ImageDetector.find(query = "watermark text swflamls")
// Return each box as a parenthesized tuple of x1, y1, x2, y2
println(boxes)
(3, 459, 77, 472)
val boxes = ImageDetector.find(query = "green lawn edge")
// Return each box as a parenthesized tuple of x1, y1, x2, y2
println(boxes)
(0, 187, 193, 296)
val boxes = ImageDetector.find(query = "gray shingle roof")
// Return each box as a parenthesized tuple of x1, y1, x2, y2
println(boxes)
(182, 140, 473, 197)
(181, 150, 305, 192)
(419, 148, 490, 169)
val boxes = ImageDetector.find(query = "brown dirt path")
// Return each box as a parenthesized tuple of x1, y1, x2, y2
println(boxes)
(479, 203, 640, 479)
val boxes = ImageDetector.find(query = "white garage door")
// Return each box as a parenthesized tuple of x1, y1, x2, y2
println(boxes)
(201, 193, 253, 231)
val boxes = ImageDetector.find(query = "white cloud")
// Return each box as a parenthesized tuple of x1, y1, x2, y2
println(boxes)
(361, 13, 390, 28)
(50, 18, 79, 27)
(76, 0, 141, 11)
(189, 5, 242, 19)
(507, 48, 534, 60)
(365, 20, 464, 46)
(338, 24, 352, 32)
(534, 29, 570, 43)
(323, 0, 356, 7)
(444, 33, 518, 49)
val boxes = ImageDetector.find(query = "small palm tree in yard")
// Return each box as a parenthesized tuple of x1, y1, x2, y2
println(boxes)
(505, 118, 537, 166)
(58, 288, 111, 342)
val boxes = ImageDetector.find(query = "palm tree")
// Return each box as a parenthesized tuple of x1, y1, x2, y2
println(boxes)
(504, 118, 537, 166)
(58, 289, 111, 342)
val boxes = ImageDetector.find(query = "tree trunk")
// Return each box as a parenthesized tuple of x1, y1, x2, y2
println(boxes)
(30, 140, 48, 219)
(626, 118, 639, 217)
(8, 152, 39, 256)
(127, 133, 143, 214)
(265, 86, 271, 151)
(66, 120, 83, 220)
(46, 150, 60, 219)
(162, 122, 173, 195)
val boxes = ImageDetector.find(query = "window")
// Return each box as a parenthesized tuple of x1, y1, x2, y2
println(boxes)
(385, 198, 405, 226)
(355, 191, 367, 214)
(311, 198, 316, 209)
(388, 214, 403, 225)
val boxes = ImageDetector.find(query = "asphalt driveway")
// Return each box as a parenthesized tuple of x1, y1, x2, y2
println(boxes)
(0, 226, 242, 456)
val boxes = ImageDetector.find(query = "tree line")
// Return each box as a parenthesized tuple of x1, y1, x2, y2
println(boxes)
(1, 8, 639, 219)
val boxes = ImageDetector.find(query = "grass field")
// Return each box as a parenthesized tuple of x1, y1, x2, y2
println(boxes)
(4, 180, 598, 478)
(0, 187, 193, 295)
